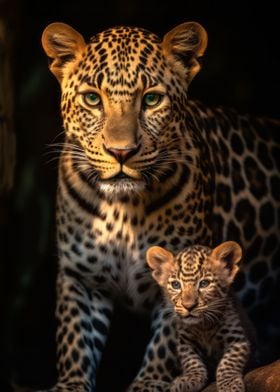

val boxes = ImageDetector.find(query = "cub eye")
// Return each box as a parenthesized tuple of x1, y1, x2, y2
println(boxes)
(171, 280, 181, 290)
(83, 92, 101, 107)
(142, 93, 163, 108)
(199, 279, 210, 288)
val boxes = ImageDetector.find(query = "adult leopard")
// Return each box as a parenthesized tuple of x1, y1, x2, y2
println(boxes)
(40, 21, 280, 391)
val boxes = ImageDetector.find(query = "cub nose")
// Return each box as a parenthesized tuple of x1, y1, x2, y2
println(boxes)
(182, 299, 197, 311)
(104, 144, 140, 164)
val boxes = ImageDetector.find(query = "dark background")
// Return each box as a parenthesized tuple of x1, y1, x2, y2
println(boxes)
(1, 1, 279, 391)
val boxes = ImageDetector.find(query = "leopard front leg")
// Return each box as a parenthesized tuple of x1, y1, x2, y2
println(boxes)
(41, 269, 113, 392)
(216, 339, 250, 392)
(127, 308, 178, 392)
(170, 338, 207, 392)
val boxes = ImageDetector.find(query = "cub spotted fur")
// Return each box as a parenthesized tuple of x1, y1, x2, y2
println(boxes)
(147, 241, 251, 392)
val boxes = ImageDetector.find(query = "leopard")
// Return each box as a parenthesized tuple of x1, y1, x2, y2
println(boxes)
(147, 241, 252, 392)
(38, 20, 280, 391)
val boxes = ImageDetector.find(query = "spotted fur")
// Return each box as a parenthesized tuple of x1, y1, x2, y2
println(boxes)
(147, 241, 251, 391)
(39, 21, 280, 391)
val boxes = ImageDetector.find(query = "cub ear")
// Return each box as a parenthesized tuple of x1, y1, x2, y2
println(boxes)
(41, 22, 86, 82)
(211, 241, 242, 283)
(163, 22, 208, 83)
(146, 246, 174, 286)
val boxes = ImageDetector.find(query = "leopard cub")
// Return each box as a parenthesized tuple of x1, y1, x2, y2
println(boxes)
(147, 241, 251, 392)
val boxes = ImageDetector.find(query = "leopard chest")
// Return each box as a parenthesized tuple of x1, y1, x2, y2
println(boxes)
(56, 194, 209, 312)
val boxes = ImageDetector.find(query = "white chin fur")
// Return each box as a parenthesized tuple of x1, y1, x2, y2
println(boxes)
(97, 180, 146, 195)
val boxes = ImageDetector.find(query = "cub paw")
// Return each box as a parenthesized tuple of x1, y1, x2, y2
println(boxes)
(170, 375, 206, 392)
(218, 375, 245, 392)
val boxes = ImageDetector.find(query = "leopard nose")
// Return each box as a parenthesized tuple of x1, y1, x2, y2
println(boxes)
(104, 144, 141, 164)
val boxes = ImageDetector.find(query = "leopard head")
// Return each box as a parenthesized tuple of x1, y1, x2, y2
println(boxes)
(42, 22, 207, 195)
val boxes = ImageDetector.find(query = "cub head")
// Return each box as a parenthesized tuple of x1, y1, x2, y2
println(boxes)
(147, 241, 242, 324)
(42, 22, 207, 195)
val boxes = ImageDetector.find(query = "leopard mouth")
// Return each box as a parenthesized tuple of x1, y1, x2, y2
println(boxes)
(97, 171, 146, 194)
(177, 310, 199, 321)
(100, 171, 140, 183)
(111, 172, 132, 180)
(181, 312, 196, 319)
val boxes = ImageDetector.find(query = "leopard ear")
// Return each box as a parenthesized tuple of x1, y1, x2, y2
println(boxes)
(146, 246, 174, 286)
(41, 22, 86, 82)
(211, 241, 242, 283)
(163, 22, 208, 82)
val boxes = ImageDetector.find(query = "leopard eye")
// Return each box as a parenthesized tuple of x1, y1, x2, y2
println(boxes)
(142, 93, 163, 108)
(83, 92, 101, 107)
(171, 280, 181, 290)
(199, 279, 210, 288)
